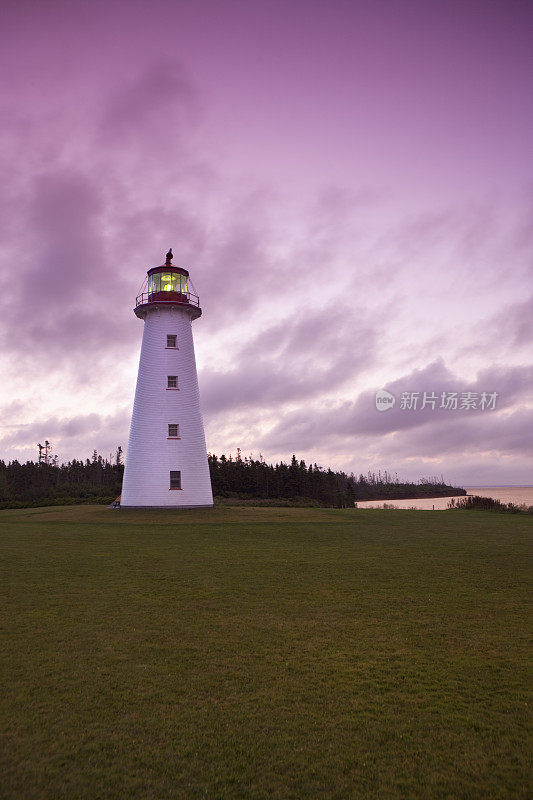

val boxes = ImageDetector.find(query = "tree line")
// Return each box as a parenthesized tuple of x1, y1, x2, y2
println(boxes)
(208, 450, 465, 506)
(0, 451, 124, 508)
(0, 448, 465, 509)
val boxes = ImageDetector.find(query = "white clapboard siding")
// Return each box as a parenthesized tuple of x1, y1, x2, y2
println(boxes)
(121, 304, 213, 507)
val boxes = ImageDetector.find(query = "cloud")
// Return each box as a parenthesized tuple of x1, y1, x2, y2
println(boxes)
(0, 408, 130, 463)
(488, 294, 533, 349)
(383, 407, 533, 460)
(0, 168, 141, 370)
(200, 305, 377, 414)
(260, 359, 533, 456)
(98, 58, 200, 161)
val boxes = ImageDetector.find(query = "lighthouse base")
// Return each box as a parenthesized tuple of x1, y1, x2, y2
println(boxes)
(115, 504, 214, 510)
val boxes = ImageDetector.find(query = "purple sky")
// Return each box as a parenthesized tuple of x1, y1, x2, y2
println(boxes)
(1, 0, 532, 485)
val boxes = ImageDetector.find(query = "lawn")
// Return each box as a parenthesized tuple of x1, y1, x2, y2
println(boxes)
(1, 505, 531, 799)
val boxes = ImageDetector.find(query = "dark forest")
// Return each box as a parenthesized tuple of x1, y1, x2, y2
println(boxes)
(0, 448, 465, 508)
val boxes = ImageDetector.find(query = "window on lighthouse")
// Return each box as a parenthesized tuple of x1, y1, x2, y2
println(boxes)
(170, 471, 181, 490)
(167, 375, 178, 389)
(166, 334, 177, 348)
(168, 424, 179, 438)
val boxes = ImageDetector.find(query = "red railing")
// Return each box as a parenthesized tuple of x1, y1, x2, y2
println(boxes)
(135, 291, 200, 308)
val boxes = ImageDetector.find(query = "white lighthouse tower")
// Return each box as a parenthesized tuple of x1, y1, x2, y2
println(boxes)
(121, 250, 213, 507)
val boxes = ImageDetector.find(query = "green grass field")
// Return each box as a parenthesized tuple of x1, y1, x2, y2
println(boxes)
(1, 505, 531, 799)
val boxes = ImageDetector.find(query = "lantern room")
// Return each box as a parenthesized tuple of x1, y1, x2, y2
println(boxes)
(148, 265, 189, 300)
(134, 254, 201, 320)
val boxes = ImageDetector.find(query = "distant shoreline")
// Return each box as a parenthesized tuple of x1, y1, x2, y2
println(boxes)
(355, 486, 533, 511)
(357, 489, 466, 502)
(465, 485, 533, 489)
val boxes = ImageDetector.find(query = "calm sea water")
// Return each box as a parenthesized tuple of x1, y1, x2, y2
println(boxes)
(355, 487, 533, 511)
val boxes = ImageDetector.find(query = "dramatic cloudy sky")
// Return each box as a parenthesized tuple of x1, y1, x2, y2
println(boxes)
(1, 0, 532, 484)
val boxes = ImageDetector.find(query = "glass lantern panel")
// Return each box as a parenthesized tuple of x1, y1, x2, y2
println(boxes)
(149, 273, 161, 294)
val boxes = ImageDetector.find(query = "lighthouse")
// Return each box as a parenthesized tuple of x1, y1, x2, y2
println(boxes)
(121, 250, 213, 508)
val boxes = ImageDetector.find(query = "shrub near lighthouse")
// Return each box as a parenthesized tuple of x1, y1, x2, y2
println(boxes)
(121, 251, 213, 508)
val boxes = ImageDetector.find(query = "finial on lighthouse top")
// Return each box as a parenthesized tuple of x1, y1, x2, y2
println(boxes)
(165, 248, 173, 265)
